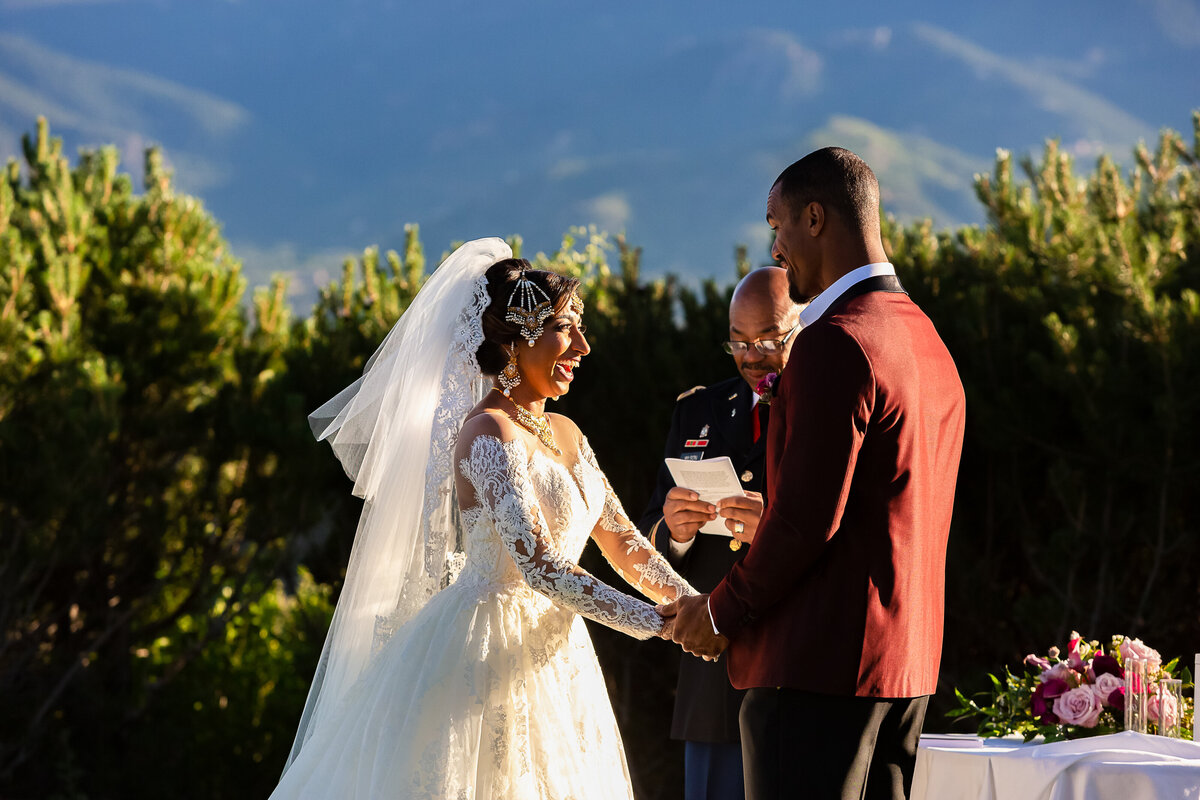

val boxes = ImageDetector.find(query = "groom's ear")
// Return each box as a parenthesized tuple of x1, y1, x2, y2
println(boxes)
(804, 201, 825, 238)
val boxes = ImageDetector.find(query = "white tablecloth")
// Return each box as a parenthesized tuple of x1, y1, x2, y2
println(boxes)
(912, 731, 1200, 800)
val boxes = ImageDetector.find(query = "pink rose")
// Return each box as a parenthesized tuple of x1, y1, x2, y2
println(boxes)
(1090, 672, 1124, 707)
(1052, 686, 1104, 728)
(1120, 637, 1162, 669)
(1107, 685, 1126, 712)
(1041, 663, 1077, 687)
(1149, 690, 1179, 728)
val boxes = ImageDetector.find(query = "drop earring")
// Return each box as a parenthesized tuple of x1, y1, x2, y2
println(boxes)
(498, 345, 521, 396)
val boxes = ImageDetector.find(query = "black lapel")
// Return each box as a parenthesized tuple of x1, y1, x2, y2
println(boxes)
(825, 274, 906, 317)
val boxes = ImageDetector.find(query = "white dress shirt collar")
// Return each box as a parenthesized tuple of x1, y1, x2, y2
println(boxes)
(798, 262, 896, 329)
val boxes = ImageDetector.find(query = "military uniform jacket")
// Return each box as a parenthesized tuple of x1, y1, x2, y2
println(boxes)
(637, 375, 767, 743)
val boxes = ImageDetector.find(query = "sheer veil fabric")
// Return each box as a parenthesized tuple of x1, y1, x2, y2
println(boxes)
(286, 238, 511, 770)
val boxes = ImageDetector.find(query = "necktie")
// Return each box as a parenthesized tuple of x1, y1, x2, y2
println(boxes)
(753, 401, 768, 442)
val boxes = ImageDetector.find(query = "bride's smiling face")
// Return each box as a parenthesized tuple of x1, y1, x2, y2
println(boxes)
(517, 300, 590, 400)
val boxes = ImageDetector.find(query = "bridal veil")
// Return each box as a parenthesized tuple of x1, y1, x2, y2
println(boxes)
(285, 238, 512, 771)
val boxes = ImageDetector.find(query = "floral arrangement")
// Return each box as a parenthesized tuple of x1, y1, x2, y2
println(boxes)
(950, 632, 1194, 742)
(755, 372, 779, 405)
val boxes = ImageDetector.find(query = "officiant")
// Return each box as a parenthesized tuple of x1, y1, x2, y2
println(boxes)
(638, 266, 801, 800)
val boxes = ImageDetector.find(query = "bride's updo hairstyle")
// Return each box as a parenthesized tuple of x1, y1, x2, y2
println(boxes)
(476, 258, 582, 376)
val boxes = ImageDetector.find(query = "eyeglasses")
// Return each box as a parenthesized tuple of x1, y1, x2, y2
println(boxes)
(721, 323, 801, 356)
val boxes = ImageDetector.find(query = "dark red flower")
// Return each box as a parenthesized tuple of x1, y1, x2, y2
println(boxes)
(755, 372, 779, 405)
(1031, 683, 1060, 724)
(1092, 653, 1122, 678)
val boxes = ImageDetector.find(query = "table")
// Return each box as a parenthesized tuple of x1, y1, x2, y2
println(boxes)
(912, 731, 1200, 799)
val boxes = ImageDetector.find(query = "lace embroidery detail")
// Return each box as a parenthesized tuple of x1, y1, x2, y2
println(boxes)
(372, 613, 398, 657)
(599, 491, 629, 535)
(421, 273, 490, 579)
(460, 435, 666, 640)
(579, 437, 698, 605)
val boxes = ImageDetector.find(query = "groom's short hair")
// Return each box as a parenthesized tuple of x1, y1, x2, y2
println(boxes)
(773, 147, 880, 232)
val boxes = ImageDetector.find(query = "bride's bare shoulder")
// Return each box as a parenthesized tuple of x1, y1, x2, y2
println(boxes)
(457, 409, 520, 456)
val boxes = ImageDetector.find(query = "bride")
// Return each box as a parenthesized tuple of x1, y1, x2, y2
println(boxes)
(271, 238, 698, 799)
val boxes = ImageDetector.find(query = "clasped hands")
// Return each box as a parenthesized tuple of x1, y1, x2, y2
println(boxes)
(656, 487, 762, 661)
(657, 594, 728, 660)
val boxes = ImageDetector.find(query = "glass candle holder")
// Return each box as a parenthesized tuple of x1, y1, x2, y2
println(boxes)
(1124, 657, 1149, 733)
(1156, 678, 1183, 738)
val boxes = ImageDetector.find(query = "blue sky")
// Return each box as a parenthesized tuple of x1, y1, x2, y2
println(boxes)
(2, 0, 1198, 305)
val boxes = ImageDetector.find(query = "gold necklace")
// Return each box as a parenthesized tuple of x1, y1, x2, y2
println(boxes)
(497, 391, 561, 455)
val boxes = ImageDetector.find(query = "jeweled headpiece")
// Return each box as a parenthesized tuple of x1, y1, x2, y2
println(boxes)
(506, 268, 554, 346)
(568, 292, 584, 316)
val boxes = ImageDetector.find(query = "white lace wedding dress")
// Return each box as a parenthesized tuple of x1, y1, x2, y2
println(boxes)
(270, 433, 696, 800)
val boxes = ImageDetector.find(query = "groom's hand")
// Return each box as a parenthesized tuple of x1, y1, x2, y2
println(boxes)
(717, 490, 763, 545)
(658, 594, 728, 659)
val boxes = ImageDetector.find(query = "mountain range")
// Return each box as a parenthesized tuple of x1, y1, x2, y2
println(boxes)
(1, 0, 1197, 306)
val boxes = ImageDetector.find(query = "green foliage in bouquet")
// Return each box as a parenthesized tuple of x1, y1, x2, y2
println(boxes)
(949, 633, 1194, 742)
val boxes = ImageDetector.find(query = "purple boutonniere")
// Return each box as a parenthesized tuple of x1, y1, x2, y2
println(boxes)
(755, 372, 779, 405)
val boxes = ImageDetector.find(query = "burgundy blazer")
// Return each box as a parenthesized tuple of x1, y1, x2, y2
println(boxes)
(708, 288, 966, 698)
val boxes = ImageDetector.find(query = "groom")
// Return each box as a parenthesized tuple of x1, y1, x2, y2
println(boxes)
(661, 147, 966, 800)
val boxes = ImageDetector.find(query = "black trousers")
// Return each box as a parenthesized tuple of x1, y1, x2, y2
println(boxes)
(739, 688, 929, 800)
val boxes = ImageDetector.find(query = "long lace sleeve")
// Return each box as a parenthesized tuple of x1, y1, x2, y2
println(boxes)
(460, 435, 666, 640)
(580, 437, 698, 605)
